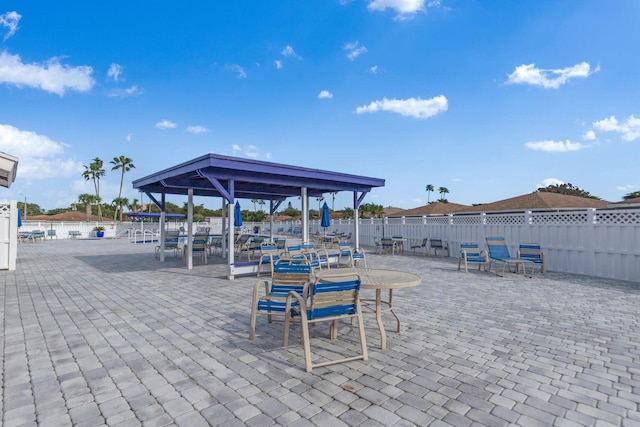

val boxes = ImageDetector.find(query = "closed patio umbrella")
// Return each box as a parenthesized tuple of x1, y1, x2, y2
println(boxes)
(17, 209, 22, 228)
(234, 201, 243, 228)
(321, 202, 330, 235)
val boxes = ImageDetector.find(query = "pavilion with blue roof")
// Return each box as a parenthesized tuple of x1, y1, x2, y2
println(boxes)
(132, 153, 385, 278)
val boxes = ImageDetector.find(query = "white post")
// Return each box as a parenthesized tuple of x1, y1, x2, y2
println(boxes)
(301, 187, 308, 243)
(187, 188, 193, 270)
(159, 210, 166, 262)
(228, 200, 235, 280)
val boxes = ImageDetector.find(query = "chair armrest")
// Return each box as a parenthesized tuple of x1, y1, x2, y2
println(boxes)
(252, 279, 271, 304)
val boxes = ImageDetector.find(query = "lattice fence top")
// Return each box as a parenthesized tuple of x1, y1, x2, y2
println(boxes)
(529, 212, 588, 225)
(0, 203, 10, 217)
(595, 210, 640, 225)
(452, 216, 482, 225)
(485, 214, 525, 225)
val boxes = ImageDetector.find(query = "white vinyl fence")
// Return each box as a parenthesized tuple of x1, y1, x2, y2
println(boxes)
(292, 207, 640, 283)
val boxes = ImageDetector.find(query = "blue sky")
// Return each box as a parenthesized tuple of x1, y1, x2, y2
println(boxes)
(1, 0, 639, 212)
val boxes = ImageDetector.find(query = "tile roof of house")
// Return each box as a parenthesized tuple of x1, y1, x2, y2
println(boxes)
(383, 207, 405, 216)
(26, 212, 102, 221)
(389, 202, 470, 217)
(457, 192, 609, 213)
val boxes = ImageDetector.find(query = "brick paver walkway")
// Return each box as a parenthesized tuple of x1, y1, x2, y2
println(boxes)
(2, 238, 640, 426)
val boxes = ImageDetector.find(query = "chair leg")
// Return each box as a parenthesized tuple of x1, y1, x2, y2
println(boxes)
(301, 320, 313, 372)
(249, 307, 257, 340)
(356, 302, 368, 361)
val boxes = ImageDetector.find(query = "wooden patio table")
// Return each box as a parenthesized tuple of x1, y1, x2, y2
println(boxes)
(317, 268, 421, 349)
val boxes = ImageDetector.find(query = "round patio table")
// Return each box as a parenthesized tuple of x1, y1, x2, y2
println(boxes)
(317, 268, 421, 349)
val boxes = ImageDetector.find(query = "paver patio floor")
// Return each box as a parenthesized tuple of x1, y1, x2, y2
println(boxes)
(2, 238, 640, 426)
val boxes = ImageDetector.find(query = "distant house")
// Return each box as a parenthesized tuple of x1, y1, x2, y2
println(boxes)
(608, 197, 640, 209)
(389, 202, 470, 217)
(26, 212, 102, 221)
(457, 192, 609, 213)
(382, 207, 404, 217)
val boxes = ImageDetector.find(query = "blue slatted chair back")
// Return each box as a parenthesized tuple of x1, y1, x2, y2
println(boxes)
(518, 244, 543, 263)
(460, 242, 483, 261)
(338, 242, 352, 256)
(485, 236, 513, 260)
(302, 277, 361, 321)
(267, 263, 312, 297)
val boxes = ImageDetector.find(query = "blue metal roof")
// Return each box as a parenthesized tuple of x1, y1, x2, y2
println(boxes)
(132, 153, 385, 202)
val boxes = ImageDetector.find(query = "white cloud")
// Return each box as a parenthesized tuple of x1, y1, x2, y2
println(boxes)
(226, 64, 247, 79)
(107, 63, 122, 81)
(155, 120, 177, 129)
(355, 95, 448, 119)
(125, 133, 132, 142)
(0, 51, 95, 95)
(186, 125, 209, 134)
(230, 144, 269, 159)
(524, 139, 586, 152)
(593, 115, 640, 142)
(344, 41, 367, 60)
(370, 65, 378, 74)
(0, 123, 83, 179)
(108, 85, 142, 97)
(537, 178, 564, 189)
(617, 184, 634, 192)
(274, 60, 282, 69)
(506, 62, 598, 89)
(282, 46, 296, 57)
(367, 0, 425, 19)
(582, 130, 596, 141)
(318, 90, 333, 99)
(0, 11, 20, 40)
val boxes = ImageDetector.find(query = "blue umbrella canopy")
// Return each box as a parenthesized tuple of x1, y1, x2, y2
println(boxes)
(234, 201, 243, 227)
(321, 202, 331, 228)
(17, 209, 22, 227)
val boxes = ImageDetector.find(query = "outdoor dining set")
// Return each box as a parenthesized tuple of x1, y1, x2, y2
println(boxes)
(154, 228, 544, 372)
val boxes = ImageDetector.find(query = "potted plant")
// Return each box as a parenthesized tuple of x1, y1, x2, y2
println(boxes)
(253, 225, 260, 234)
(93, 226, 105, 238)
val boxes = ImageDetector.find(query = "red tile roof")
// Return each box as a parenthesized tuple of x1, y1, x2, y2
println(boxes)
(390, 202, 470, 217)
(458, 192, 609, 213)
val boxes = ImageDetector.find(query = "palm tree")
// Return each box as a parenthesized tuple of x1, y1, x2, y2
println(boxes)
(331, 192, 338, 211)
(78, 193, 98, 221)
(113, 197, 129, 221)
(258, 199, 266, 213)
(438, 186, 450, 202)
(251, 199, 258, 212)
(130, 198, 139, 212)
(110, 156, 135, 222)
(425, 184, 434, 204)
(83, 157, 105, 221)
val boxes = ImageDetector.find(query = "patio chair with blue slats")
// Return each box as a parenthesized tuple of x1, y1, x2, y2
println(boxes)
(410, 238, 428, 256)
(380, 237, 398, 255)
(249, 263, 312, 340)
(156, 230, 181, 259)
(183, 233, 209, 264)
(517, 243, 546, 276)
(428, 238, 449, 257)
(337, 242, 367, 268)
(283, 272, 368, 372)
(301, 243, 330, 271)
(458, 242, 489, 273)
(256, 243, 283, 277)
(485, 236, 534, 278)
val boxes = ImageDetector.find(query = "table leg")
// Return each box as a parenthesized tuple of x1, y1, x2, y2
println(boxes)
(375, 289, 387, 349)
(388, 289, 401, 333)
